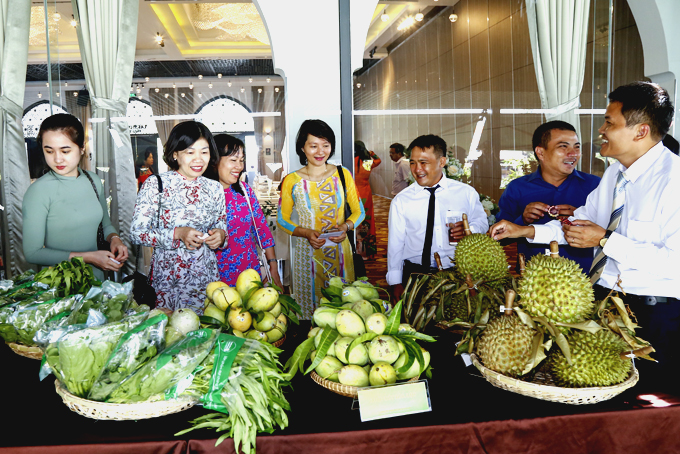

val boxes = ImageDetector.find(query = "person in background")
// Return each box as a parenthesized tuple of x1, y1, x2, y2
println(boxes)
(496, 121, 600, 272)
(490, 81, 680, 391)
(130, 121, 227, 313)
(210, 134, 282, 288)
(389, 142, 410, 196)
(354, 140, 381, 259)
(277, 119, 365, 319)
(387, 134, 488, 300)
(22, 114, 128, 281)
(137, 147, 155, 187)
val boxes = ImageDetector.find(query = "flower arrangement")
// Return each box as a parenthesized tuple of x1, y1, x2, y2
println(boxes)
(479, 194, 499, 226)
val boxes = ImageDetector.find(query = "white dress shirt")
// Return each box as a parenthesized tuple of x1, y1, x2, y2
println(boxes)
(391, 156, 410, 196)
(531, 142, 680, 298)
(387, 174, 489, 285)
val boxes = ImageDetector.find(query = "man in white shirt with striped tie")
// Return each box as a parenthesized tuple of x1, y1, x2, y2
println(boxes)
(490, 81, 680, 392)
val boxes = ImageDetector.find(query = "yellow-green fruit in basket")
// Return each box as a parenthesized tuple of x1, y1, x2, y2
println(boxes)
(548, 329, 632, 387)
(393, 349, 431, 380)
(266, 326, 285, 343)
(313, 307, 339, 330)
(232, 329, 245, 338)
(269, 302, 282, 318)
(455, 233, 510, 282)
(245, 329, 269, 342)
(341, 286, 363, 304)
(351, 300, 376, 321)
(315, 356, 343, 382)
(204, 298, 211, 309)
(247, 287, 279, 312)
(213, 286, 242, 311)
(365, 312, 388, 335)
(334, 337, 369, 366)
(518, 254, 595, 331)
(227, 308, 252, 332)
(369, 362, 397, 386)
(368, 335, 400, 364)
(476, 313, 535, 378)
(335, 310, 366, 338)
(204, 304, 226, 324)
(236, 268, 262, 299)
(339, 365, 370, 387)
(253, 312, 277, 332)
(276, 313, 288, 333)
(314, 329, 336, 357)
(164, 326, 184, 346)
(206, 281, 228, 299)
(308, 327, 321, 339)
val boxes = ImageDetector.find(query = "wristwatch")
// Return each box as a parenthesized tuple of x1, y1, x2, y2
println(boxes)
(267, 258, 278, 264)
(599, 229, 614, 248)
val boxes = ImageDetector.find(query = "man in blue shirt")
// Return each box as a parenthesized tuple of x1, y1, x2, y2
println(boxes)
(497, 121, 600, 271)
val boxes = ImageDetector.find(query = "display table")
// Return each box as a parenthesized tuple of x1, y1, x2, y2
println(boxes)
(2, 323, 679, 454)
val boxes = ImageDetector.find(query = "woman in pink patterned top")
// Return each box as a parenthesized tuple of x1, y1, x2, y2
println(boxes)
(211, 134, 282, 288)
(130, 121, 227, 313)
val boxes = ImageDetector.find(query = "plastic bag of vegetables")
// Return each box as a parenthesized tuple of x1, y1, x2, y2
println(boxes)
(68, 281, 133, 324)
(88, 313, 168, 401)
(0, 295, 81, 345)
(43, 312, 148, 396)
(106, 328, 219, 403)
(174, 335, 291, 454)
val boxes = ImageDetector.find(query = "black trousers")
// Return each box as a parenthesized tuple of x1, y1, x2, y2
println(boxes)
(594, 285, 680, 393)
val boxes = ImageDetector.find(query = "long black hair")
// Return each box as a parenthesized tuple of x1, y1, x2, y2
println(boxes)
(163, 121, 219, 179)
(354, 140, 371, 161)
(212, 133, 246, 196)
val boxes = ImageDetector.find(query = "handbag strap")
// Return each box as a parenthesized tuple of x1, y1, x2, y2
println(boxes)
(335, 165, 356, 253)
(82, 169, 101, 203)
(241, 182, 266, 252)
(135, 174, 164, 271)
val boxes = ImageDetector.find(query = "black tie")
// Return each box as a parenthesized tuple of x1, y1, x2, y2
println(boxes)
(421, 185, 439, 268)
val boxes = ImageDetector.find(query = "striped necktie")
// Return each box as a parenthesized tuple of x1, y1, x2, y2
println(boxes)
(589, 171, 629, 284)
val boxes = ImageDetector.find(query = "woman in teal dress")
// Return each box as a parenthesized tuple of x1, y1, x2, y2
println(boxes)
(22, 114, 128, 280)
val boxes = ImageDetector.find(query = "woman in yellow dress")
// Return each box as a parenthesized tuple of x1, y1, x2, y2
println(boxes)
(277, 120, 365, 318)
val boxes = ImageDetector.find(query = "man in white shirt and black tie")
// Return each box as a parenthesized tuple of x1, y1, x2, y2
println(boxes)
(490, 81, 680, 391)
(387, 134, 488, 300)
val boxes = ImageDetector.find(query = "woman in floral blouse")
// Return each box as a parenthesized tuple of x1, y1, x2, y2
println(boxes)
(210, 134, 282, 288)
(130, 121, 227, 313)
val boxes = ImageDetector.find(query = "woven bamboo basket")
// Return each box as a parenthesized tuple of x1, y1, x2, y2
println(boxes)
(54, 380, 197, 420)
(272, 335, 286, 348)
(470, 353, 639, 405)
(311, 371, 418, 398)
(6, 342, 43, 360)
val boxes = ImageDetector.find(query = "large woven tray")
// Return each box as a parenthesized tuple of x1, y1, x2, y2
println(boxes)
(6, 342, 43, 360)
(311, 371, 418, 398)
(54, 380, 197, 420)
(470, 353, 639, 405)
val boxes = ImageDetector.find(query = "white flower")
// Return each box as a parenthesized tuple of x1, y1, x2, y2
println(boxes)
(482, 199, 494, 211)
(484, 208, 491, 217)
(447, 165, 459, 175)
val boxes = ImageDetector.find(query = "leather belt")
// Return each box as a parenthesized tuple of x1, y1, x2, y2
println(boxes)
(626, 294, 677, 306)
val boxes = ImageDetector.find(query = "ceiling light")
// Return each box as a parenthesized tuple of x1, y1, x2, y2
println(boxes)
(136, 86, 141, 94)
(145, 77, 150, 82)
(208, 82, 213, 89)
(398, 16, 416, 31)
(154, 87, 159, 93)
(381, 9, 389, 22)
(53, 12, 61, 22)
(73, 91, 78, 97)
(248, 78, 253, 83)
(37, 92, 42, 98)
(46, 82, 49, 87)
(198, 92, 203, 98)
(258, 88, 262, 93)
(189, 82, 194, 89)
(218, 73, 222, 78)
(138, 95, 143, 100)
(266, 78, 271, 83)
(56, 92, 60, 97)
(356, 83, 361, 88)
(172, 83, 176, 89)
(240, 87, 245, 93)
(164, 93, 169, 98)
(275, 87, 279, 93)
(70, 15, 77, 27)
(415, 11, 424, 22)
(64, 82, 68, 87)
(181, 93, 185, 97)
(449, 13, 458, 22)
(198, 75, 203, 80)
(155, 32, 164, 47)
(227, 81, 232, 87)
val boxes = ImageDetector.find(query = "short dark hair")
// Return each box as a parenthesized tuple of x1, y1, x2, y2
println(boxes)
(608, 81, 674, 141)
(295, 119, 336, 165)
(531, 120, 577, 159)
(163, 121, 219, 173)
(37, 113, 85, 149)
(213, 133, 246, 195)
(143, 147, 154, 161)
(390, 143, 405, 155)
(407, 134, 447, 158)
(354, 140, 371, 160)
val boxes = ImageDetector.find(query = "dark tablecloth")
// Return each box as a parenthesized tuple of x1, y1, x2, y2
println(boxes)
(2, 322, 679, 454)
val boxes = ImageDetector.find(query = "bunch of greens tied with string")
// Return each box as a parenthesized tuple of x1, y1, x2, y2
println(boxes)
(174, 335, 291, 454)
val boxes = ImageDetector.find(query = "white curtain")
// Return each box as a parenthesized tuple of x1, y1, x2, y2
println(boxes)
(0, 0, 31, 277)
(526, 0, 590, 138)
(72, 0, 139, 274)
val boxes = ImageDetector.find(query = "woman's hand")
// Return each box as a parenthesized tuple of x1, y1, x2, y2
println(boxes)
(304, 228, 326, 249)
(327, 224, 348, 243)
(205, 229, 227, 249)
(174, 227, 207, 250)
(268, 262, 284, 289)
(108, 235, 129, 263)
(75, 250, 124, 271)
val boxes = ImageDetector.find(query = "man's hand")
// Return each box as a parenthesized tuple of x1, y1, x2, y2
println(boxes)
(447, 221, 465, 242)
(391, 284, 405, 301)
(553, 204, 577, 218)
(489, 220, 535, 241)
(522, 202, 550, 224)
(562, 220, 606, 248)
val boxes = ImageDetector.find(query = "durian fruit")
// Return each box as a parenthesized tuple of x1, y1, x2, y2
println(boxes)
(476, 290, 537, 378)
(548, 329, 632, 387)
(518, 244, 594, 331)
(454, 215, 510, 283)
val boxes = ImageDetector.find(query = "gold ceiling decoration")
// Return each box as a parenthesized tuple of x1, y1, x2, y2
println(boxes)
(190, 3, 269, 45)
(29, 6, 62, 47)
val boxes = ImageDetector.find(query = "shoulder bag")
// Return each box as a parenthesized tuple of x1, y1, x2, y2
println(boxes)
(336, 165, 367, 278)
(242, 182, 274, 284)
(122, 174, 163, 308)
(82, 170, 110, 251)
